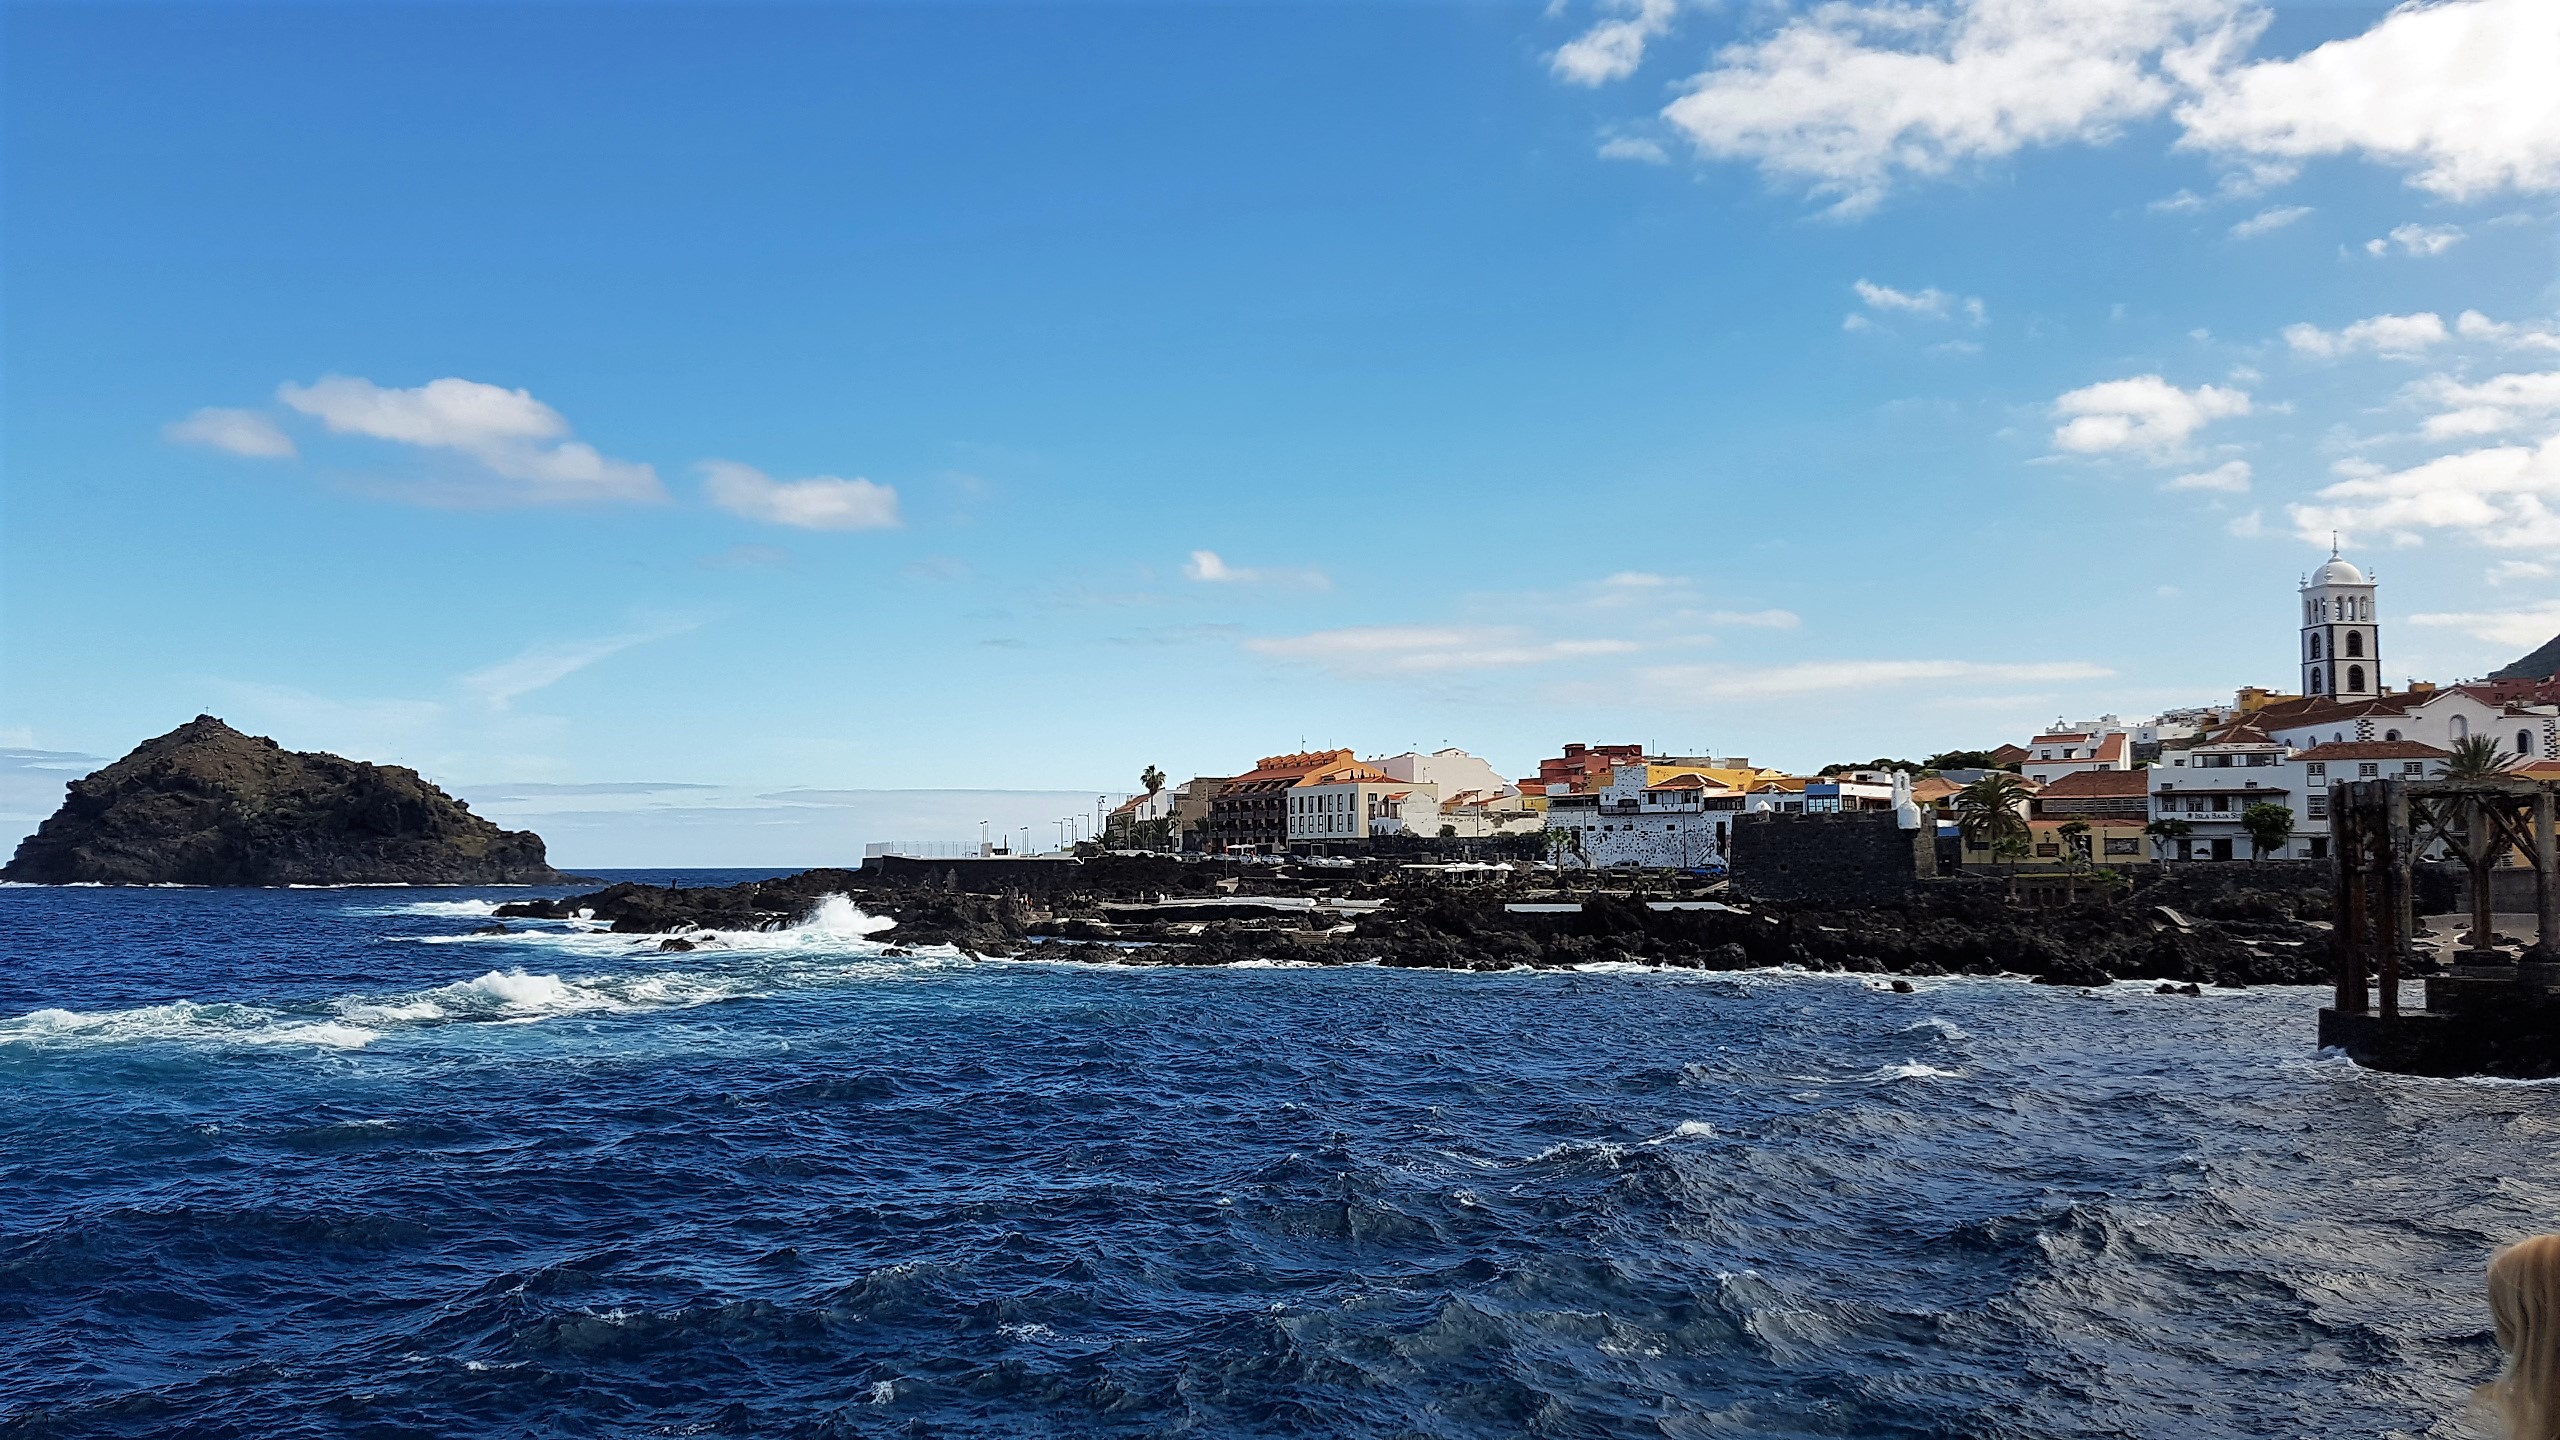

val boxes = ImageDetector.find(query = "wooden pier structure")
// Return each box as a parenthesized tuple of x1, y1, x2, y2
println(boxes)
(2319, 777, 2560, 1076)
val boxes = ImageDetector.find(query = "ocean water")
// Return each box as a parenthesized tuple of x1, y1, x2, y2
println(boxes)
(0, 874, 2536, 1439)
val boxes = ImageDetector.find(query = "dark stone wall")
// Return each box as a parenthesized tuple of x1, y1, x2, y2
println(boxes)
(1730, 811, 1931, 904)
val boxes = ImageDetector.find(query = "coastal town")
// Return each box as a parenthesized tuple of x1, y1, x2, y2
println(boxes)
(895, 552, 2560, 878)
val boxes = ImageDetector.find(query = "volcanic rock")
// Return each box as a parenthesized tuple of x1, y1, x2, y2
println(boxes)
(1, 716, 576, 886)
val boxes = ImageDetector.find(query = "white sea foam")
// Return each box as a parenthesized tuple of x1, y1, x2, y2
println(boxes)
(376, 899, 504, 919)
(1900, 1017, 1971, 1042)
(1647, 1120, 1717, 1144)
(0, 999, 379, 1050)
(1868, 1062, 1964, 1082)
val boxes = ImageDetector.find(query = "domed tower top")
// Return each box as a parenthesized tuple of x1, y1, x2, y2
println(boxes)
(2300, 541, 2380, 700)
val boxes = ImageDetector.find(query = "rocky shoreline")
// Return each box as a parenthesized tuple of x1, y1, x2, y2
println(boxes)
(496, 859, 2355, 988)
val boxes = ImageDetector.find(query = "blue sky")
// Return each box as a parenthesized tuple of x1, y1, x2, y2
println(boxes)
(5, 0, 2556, 865)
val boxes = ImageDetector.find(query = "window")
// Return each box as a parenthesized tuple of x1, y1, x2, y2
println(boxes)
(2104, 837, 2139, 856)
(2452, 716, 2469, 742)
(2524, 730, 2537, 757)
(2187, 798, 2207, 813)
(2308, 797, 2327, 819)
(2348, 665, 2366, 692)
(2383, 729, 2399, 741)
(2310, 671, 2324, 694)
(2036, 843, 2061, 857)
(2306, 763, 2326, 779)
(2403, 761, 2423, 775)
(2309, 634, 2323, 660)
(2212, 795, 2232, 812)
(2359, 762, 2378, 777)
(2345, 630, 2364, 658)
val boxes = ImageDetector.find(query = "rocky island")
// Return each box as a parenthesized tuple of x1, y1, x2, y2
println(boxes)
(2, 716, 578, 886)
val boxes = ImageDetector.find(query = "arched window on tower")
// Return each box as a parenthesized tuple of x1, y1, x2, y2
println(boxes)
(2349, 665, 2366, 693)
(2309, 634, 2324, 660)
(2524, 730, 2537, 758)
(2345, 631, 2364, 657)
(2310, 671, 2324, 694)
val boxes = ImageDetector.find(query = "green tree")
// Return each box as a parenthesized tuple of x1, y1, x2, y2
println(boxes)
(2445, 734, 2519, 780)
(2240, 802, 2295, 860)
(1140, 764, 1167, 795)
(1923, 749, 2002, 772)
(2146, 816, 2193, 859)
(1954, 772, 2032, 856)
(2058, 818, 2093, 866)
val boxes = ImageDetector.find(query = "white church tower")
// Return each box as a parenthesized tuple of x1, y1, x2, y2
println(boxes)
(2300, 546, 2380, 700)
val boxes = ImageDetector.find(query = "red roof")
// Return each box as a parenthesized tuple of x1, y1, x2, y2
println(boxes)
(2294, 740, 2453, 760)
(2035, 769, 2150, 798)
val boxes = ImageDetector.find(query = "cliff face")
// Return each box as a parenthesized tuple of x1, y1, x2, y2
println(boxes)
(2, 716, 575, 886)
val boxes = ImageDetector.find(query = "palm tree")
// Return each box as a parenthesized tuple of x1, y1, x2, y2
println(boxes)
(1954, 773, 2032, 858)
(2445, 734, 2519, 780)
(1140, 764, 1167, 795)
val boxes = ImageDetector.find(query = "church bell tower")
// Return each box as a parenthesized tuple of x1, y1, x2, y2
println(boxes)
(2300, 546, 2379, 700)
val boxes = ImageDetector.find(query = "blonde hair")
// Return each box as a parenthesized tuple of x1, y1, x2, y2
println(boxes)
(2483, 1236, 2560, 1440)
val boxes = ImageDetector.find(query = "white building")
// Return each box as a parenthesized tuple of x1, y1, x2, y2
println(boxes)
(2151, 727, 2451, 861)
(1372, 749, 1512, 799)
(1287, 765, 1437, 846)
(1543, 770, 1745, 868)
(2021, 730, 2132, 785)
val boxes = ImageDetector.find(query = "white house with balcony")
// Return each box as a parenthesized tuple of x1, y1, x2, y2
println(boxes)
(1543, 771, 1744, 869)
(2021, 729, 2132, 785)
(2151, 731, 2451, 861)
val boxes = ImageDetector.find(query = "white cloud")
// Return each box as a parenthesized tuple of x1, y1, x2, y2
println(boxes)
(1700, 608, 1802, 629)
(2456, 310, 2560, 353)
(2488, 560, 2553, 586)
(1246, 625, 1639, 676)
(1853, 279, 1986, 323)
(2050, 375, 2251, 456)
(2289, 433, 2560, 552)
(460, 622, 698, 710)
(1620, 0, 2559, 213)
(2229, 203, 2311, 238)
(2176, 0, 2560, 202)
(1553, 0, 1679, 86)
(1639, 657, 2111, 700)
(1597, 135, 1671, 164)
(2166, 459, 2252, 492)
(2282, 311, 2451, 360)
(1181, 550, 1328, 589)
(276, 375, 662, 503)
(699, 460, 901, 531)
(165, 407, 296, 459)
(2366, 222, 2465, 257)
(2408, 602, 2560, 650)
(1185, 550, 1245, 582)
(1655, 0, 2255, 214)
(2413, 371, 2560, 440)
(2227, 508, 2265, 537)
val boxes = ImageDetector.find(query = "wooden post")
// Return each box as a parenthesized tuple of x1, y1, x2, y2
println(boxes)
(2383, 780, 2413, 1015)
(2335, 782, 2370, 1013)
(2532, 785, 2558, 964)
(2466, 788, 2503, 960)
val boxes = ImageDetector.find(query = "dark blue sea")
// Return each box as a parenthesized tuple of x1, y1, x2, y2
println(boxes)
(0, 873, 2531, 1438)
